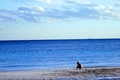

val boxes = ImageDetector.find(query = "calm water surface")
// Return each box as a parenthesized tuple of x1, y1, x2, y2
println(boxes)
(0, 39, 120, 71)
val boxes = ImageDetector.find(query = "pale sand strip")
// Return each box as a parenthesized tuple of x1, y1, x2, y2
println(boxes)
(0, 67, 120, 80)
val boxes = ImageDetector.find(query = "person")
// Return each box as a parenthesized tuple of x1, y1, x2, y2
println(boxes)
(76, 62, 82, 70)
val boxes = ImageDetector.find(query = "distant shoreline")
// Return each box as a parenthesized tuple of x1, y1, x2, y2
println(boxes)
(0, 38, 120, 41)
(0, 67, 120, 80)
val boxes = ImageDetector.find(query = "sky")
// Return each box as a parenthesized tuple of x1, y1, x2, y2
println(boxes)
(0, 0, 120, 40)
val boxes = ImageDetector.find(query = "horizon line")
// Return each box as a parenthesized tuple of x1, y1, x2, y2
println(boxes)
(0, 38, 120, 41)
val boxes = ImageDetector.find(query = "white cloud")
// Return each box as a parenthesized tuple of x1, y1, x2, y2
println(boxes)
(18, 6, 45, 12)
(46, 0, 52, 4)
(34, 0, 52, 4)
(35, 6, 46, 12)
(65, 0, 91, 5)
(1, 0, 120, 23)
(34, 0, 63, 5)
(77, 0, 91, 4)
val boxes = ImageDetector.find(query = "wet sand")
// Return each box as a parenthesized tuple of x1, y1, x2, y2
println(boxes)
(0, 67, 120, 80)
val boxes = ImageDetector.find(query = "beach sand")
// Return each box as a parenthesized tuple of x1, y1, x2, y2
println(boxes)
(0, 67, 120, 80)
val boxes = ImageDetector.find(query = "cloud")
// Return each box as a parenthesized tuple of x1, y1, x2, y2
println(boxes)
(18, 6, 45, 12)
(12, 0, 27, 4)
(15, 6, 47, 22)
(114, 3, 120, 6)
(0, 14, 16, 23)
(0, 0, 120, 23)
(0, 8, 16, 23)
(35, 0, 53, 4)
(66, 0, 91, 5)
(114, 0, 120, 6)
(33, 0, 63, 5)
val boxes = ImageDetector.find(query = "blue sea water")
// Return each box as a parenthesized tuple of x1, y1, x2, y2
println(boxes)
(0, 39, 120, 71)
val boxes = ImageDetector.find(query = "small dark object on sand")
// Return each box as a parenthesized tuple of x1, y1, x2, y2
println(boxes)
(76, 62, 82, 70)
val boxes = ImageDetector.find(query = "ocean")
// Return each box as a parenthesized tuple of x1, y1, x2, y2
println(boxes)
(0, 39, 120, 71)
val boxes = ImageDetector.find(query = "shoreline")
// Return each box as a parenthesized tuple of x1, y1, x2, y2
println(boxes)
(1, 65, 120, 72)
(0, 67, 120, 80)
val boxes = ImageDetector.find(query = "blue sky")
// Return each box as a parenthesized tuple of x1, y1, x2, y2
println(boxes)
(0, 0, 120, 40)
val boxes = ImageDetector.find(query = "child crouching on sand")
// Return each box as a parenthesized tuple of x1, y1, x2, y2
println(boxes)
(76, 62, 82, 70)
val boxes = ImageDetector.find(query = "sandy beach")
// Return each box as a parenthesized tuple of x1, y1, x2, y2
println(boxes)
(0, 67, 120, 80)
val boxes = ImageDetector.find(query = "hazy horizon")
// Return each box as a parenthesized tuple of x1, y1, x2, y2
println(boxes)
(0, 38, 120, 41)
